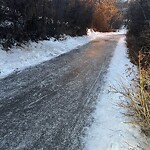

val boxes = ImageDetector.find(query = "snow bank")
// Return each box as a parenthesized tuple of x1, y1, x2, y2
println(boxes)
(83, 36, 149, 150)
(0, 29, 125, 79)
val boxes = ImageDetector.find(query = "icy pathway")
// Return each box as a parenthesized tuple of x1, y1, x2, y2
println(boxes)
(0, 29, 126, 79)
(83, 36, 149, 150)
(0, 30, 118, 79)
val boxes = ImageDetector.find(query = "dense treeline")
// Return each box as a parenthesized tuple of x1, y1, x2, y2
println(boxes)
(0, 0, 122, 49)
(0, 0, 93, 48)
(127, 0, 150, 67)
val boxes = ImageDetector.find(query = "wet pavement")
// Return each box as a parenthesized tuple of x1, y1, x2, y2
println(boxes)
(0, 35, 122, 150)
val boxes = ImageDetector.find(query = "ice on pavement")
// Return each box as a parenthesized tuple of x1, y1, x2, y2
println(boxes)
(0, 29, 124, 79)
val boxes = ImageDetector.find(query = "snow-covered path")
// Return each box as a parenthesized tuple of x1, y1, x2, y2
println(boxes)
(1, 28, 149, 150)
(0, 34, 121, 150)
(83, 36, 149, 150)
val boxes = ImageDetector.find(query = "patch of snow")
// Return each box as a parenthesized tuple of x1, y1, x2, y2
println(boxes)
(0, 20, 13, 27)
(83, 36, 149, 150)
(0, 28, 126, 79)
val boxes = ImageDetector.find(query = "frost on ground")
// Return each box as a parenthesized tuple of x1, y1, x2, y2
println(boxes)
(83, 36, 150, 150)
(0, 29, 125, 79)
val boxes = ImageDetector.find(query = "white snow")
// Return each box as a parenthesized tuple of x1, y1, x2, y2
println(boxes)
(0, 29, 124, 79)
(83, 35, 150, 150)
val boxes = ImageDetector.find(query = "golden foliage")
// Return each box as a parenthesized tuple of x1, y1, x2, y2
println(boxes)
(92, 0, 118, 31)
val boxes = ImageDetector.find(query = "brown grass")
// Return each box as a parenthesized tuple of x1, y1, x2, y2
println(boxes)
(113, 51, 150, 136)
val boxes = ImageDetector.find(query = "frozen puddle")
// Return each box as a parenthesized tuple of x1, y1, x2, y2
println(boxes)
(83, 36, 149, 150)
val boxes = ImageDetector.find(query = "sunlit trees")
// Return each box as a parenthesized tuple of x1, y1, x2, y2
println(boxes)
(92, 0, 119, 31)
(0, 0, 122, 49)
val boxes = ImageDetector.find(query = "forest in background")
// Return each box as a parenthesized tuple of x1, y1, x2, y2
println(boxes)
(0, 0, 124, 49)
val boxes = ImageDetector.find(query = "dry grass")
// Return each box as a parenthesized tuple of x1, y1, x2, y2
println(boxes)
(113, 52, 150, 136)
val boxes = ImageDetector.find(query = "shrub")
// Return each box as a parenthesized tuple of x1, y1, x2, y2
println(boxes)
(113, 52, 150, 136)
